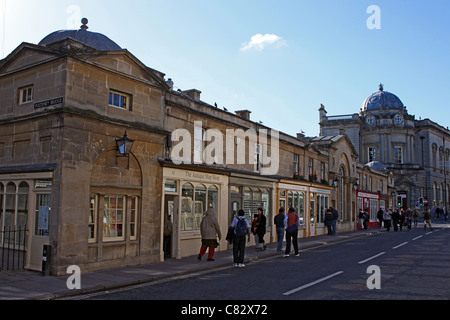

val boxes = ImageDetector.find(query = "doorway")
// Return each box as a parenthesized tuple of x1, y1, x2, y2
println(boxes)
(163, 194, 178, 259)
(309, 198, 316, 237)
(28, 193, 51, 271)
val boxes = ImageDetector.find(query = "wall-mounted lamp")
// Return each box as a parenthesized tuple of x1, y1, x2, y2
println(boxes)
(333, 178, 339, 188)
(116, 131, 135, 168)
(353, 183, 359, 191)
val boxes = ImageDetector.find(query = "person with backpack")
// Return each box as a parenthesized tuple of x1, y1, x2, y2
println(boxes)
(283, 207, 300, 257)
(230, 209, 251, 267)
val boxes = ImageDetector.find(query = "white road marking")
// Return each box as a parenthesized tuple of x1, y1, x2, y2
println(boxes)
(358, 252, 386, 264)
(393, 242, 408, 249)
(283, 271, 344, 296)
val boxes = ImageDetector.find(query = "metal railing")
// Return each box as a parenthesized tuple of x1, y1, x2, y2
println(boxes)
(0, 226, 27, 272)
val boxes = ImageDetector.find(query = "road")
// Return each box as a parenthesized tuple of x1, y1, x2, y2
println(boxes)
(82, 222, 450, 301)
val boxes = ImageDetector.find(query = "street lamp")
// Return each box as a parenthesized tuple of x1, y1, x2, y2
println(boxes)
(333, 178, 339, 188)
(116, 131, 135, 168)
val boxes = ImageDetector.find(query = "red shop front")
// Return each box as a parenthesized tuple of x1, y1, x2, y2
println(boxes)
(356, 190, 380, 230)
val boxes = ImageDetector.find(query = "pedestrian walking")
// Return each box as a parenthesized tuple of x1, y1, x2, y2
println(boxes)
(255, 207, 267, 251)
(392, 209, 400, 232)
(283, 207, 300, 257)
(399, 209, 405, 231)
(362, 209, 369, 230)
(358, 210, 365, 230)
(163, 214, 172, 258)
(405, 208, 412, 231)
(251, 214, 259, 249)
(274, 207, 285, 252)
(377, 208, 384, 228)
(383, 208, 392, 231)
(330, 206, 338, 234)
(324, 208, 334, 235)
(413, 209, 419, 228)
(424, 209, 433, 231)
(230, 209, 251, 267)
(444, 207, 448, 222)
(197, 207, 222, 262)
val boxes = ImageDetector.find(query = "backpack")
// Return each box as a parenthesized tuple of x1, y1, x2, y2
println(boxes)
(235, 218, 247, 237)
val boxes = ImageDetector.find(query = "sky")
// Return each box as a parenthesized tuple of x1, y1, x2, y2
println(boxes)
(1, 0, 450, 138)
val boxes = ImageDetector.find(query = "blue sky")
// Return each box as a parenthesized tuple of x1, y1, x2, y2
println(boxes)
(1, 0, 450, 137)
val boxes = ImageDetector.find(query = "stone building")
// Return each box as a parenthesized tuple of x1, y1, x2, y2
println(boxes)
(0, 20, 169, 274)
(0, 20, 364, 274)
(319, 84, 450, 211)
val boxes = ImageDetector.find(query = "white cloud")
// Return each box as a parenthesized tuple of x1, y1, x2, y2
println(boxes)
(240, 33, 287, 51)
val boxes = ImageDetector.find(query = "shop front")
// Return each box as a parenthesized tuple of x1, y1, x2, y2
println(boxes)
(229, 173, 276, 246)
(162, 167, 228, 259)
(356, 190, 380, 229)
(277, 180, 332, 238)
(0, 168, 55, 272)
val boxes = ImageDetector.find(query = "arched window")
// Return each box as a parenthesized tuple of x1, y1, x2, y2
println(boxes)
(17, 182, 29, 228)
(5, 183, 17, 232)
(2, 182, 29, 244)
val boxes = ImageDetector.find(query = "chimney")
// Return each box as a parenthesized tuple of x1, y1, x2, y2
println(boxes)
(166, 78, 174, 90)
(182, 89, 201, 100)
(235, 110, 252, 120)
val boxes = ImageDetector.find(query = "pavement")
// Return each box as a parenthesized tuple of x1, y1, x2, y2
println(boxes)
(0, 227, 408, 300)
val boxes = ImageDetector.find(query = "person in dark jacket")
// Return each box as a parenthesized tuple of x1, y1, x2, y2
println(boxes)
(274, 207, 285, 252)
(330, 206, 338, 234)
(255, 207, 267, 251)
(377, 209, 384, 228)
(324, 208, 334, 235)
(392, 209, 400, 231)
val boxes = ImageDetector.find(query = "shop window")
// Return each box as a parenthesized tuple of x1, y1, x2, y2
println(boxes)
(181, 183, 195, 231)
(129, 196, 138, 240)
(208, 186, 219, 212)
(90, 194, 139, 243)
(164, 180, 177, 193)
(243, 187, 271, 223)
(35, 193, 51, 237)
(317, 194, 329, 224)
(287, 191, 305, 224)
(194, 185, 206, 229)
(1, 182, 29, 245)
(181, 183, 219, 231)
(103, 195, 125, 241)
(89, 195, 97, 243)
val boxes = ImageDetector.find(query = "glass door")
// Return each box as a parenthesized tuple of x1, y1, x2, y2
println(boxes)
(28, 193, 51, 271)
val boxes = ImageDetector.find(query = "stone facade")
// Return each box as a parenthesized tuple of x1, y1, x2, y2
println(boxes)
(0, 23, 374, 275)
(320, 85, 450, 211)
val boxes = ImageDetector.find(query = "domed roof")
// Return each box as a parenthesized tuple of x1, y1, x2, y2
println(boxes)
(362, 84, 404, 112)
(38, 18, 122, 51)
(366, 161, 387, 171)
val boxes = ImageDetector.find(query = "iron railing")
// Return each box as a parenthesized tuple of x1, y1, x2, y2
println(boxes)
(0, 226, 27, 272)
